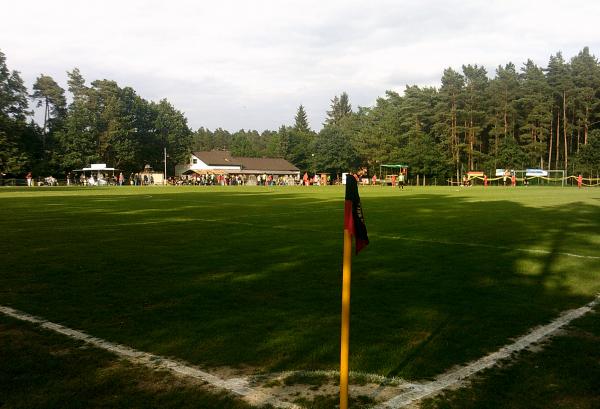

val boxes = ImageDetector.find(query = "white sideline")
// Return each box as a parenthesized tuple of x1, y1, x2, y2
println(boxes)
(0, 305, 299, 409)
(373, 294, 600, 408)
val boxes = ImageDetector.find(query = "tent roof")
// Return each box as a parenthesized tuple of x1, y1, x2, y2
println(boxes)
(73, 167, 117, 171)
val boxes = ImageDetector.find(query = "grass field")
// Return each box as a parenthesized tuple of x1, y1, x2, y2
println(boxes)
(1, 185, 599, 407)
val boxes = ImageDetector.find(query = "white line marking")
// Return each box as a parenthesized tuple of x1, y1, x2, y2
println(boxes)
(373, 294, 600, 408)
(0, 306, 300, 409)
(1, 296, 599, 408)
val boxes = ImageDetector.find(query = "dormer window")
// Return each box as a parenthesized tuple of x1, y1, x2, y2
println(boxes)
(192, 158, 198, 164)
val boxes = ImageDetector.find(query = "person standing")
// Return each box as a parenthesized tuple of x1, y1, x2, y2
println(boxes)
(398, 173, 405, 189)
(511, 173, 517, 187)
(26, 172, 33, 187)
(577, 174, 583, 189)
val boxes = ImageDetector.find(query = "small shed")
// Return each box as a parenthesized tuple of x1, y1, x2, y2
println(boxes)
(139, 164, 164, 185)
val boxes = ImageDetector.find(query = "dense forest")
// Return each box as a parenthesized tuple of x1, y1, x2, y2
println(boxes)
(1, 47, 600, 180)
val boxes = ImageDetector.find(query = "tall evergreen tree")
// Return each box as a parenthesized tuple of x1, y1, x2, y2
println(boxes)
(462, 64, 488, 170)
(293, 104, 310, 132)
(518, 60, 552, 168)
(435, 68, 465, 179)
(570, 47, 600, 148)
(31, 74, 66, 136)
(0, 50, 33, 174)
(54, 68, 97, 171)
(488, 63, 520, 160)
(546, 52, 573, 169)
(325, 92, 352, 125)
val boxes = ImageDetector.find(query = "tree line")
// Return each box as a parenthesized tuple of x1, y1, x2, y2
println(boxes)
(1, 47, 600, 180)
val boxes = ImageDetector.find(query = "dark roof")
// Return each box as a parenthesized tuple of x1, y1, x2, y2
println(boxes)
(192, 151, 299, 172)
(238, 157, 299, 172)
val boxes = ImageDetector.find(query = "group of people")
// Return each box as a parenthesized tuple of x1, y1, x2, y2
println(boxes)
(24, 172, 58, 186)
(171, 174, 243, 186)
(172, 174, 298, 186)
(67, 172, 152, 186)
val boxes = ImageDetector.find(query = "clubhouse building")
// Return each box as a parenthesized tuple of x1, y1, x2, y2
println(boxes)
(175, 151, 300, 179)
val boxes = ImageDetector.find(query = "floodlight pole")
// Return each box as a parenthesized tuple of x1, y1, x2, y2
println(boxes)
(164, 147, 167, 185)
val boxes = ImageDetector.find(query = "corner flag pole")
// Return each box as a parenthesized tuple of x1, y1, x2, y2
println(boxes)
(340, 227, 352, 409)
(340, 173, 369, 409)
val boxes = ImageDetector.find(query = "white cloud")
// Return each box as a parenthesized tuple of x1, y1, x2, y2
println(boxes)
(2, 0, 599, 131)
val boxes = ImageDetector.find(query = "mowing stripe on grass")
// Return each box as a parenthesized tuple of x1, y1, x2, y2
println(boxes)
(374, 294, 600, 408)
(376, 233, 600, 260)
(0, 305, 300, 409)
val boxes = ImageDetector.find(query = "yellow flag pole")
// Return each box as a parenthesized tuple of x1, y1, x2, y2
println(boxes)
(340, 228, 352, 409)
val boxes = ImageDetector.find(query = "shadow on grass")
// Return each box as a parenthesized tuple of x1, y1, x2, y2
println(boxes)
(0, 188, 599, 381)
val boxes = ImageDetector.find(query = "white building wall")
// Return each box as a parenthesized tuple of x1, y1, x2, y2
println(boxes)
(175, 154, 241, 176)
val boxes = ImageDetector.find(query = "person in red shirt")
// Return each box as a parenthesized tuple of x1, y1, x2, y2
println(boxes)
(511, 173, 516, 187)
(577, 174, 583, 189)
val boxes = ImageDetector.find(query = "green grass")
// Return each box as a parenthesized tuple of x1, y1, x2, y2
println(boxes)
(0, 314, 264, 409)
(421, 304, 600, 409)
(1, 185, 599, 383)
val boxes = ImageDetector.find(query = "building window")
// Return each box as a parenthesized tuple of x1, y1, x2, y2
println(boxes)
(192, 158, 198, 164)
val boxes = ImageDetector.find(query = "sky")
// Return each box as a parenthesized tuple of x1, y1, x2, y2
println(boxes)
(2, 0, 600, 132)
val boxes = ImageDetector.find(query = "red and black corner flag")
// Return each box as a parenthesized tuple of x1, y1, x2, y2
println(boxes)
(344, 175, 369, 254)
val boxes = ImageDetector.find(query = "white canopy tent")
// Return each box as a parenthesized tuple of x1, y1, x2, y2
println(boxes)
(73, 164, 119, 186)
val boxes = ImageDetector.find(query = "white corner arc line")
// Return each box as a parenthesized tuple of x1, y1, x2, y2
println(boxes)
(0, 306, 300, 409)
(2, 295, 598, 409)
(373, 294, 600, 408)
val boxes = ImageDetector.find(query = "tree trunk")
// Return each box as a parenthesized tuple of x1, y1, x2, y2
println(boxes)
(584, 106, 589, 145)
(451, 95, 458, 175)
(469, 118, 474, 171)
(563, 90, 568, 170)
(503, 91, 508, 137)
(555, 111, 560, 169)
(548, 114, 553, 170)
(42, 96, 49, 151)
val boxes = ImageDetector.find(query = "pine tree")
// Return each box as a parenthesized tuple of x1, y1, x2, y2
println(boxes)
(325, 92, 352, 125)
(0, 50, 33, 174)
(570, 47, 600, 148)
(462, 64, 488, 170)
(435, 68, 464, 179)
(546, 52, 573, 170)
(518, 60, 552, 168)
(293, 105, 310, 132)
(489, 63, 520, 159)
